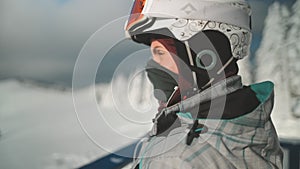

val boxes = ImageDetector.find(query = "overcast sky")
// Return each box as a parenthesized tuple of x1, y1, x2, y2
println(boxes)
(0, 0, 296, 87)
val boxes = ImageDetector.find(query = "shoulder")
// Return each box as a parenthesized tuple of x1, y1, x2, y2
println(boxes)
(248, 81, 274, 103)
(224, 81, 274, 119)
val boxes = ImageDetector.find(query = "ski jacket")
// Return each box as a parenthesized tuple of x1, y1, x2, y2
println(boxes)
(132, 75, 283, 169)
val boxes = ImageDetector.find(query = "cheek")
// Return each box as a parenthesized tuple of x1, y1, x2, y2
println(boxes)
(152, 54, 162, 63)
(159, 55, 179, 74)
(169, 60, 179, 74)
(162, 55, 175, 67)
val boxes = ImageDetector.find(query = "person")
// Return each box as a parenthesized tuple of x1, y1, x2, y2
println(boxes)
(125, 0, 283, 168)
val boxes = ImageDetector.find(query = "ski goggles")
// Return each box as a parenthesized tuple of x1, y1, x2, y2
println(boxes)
(125, 0, 147, 31)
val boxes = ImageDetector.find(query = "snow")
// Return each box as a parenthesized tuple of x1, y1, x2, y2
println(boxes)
(255, 1, 300, 139)
(0, 74, 157, 169)
(0, 80, 100, 169)
(287, 0, 300, 118)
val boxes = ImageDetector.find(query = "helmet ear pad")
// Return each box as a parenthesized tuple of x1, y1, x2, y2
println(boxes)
(174, 30, 239, 89)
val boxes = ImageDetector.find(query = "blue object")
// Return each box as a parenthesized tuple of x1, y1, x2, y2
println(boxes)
(78, 142, 138, 169)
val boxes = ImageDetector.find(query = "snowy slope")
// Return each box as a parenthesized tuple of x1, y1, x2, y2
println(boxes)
(255, 1, 300, 139)
(0, 80, 99, 169)
(0, 74, 156, 169)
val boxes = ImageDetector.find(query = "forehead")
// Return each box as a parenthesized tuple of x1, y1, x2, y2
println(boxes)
(151, 40, 167, 49)
(150, 39, 175, 49)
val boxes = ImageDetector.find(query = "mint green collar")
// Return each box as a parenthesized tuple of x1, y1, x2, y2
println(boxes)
(250, 81, 274, 103)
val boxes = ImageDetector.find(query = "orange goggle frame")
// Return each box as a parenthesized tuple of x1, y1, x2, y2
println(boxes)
(125, 0, 147, 31)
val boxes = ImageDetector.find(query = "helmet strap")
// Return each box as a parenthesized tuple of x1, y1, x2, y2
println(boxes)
(217, 57, 234, 75)
(184, 40, 198, 91)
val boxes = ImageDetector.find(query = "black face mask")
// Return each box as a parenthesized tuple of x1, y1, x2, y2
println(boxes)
(146, 59, 178, 102)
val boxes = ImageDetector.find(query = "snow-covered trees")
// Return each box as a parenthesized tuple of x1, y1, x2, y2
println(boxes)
(255, 2, 289, 86)
(255, 1, 300, 138)
(286, 0, 300, 117)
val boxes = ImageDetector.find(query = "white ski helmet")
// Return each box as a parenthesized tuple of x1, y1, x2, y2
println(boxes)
(125, 0, 252, 60)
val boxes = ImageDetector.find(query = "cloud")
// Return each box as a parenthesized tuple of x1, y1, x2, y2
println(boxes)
(0, 0, 280, 86)
(0, 0, 132, 85)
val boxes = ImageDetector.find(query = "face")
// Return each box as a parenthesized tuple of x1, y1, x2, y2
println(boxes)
(150, 40, 179, 74)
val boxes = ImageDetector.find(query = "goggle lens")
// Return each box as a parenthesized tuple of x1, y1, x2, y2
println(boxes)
(126, 0, 146, 30)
